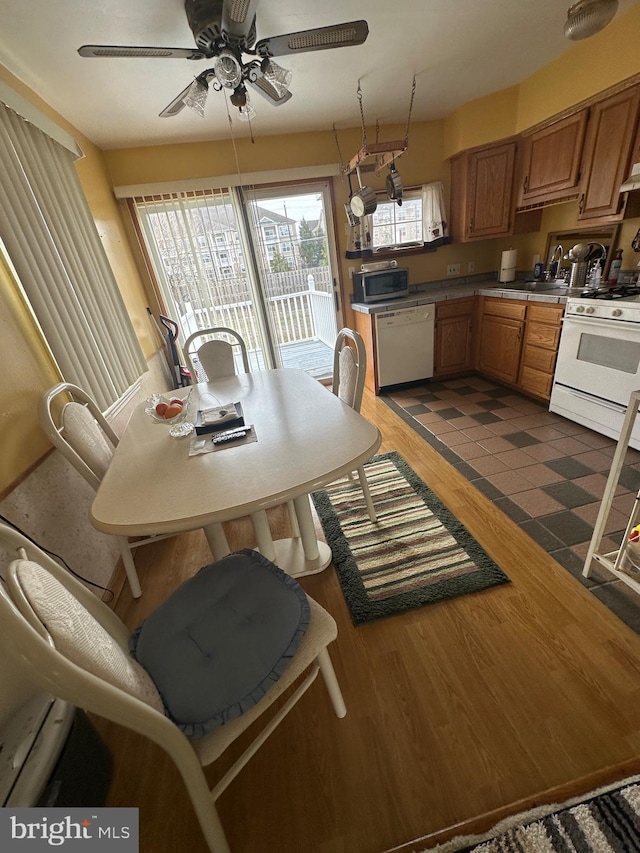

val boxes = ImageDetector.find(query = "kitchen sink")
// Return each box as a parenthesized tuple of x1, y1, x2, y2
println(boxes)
(498, 280, 566, 293)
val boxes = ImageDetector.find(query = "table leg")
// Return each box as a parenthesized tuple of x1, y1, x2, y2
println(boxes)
(204, 522, 231, 560)
(251, 510, 277, 562)
(267, 494, 332, 578)
(292, 494, 320, 561)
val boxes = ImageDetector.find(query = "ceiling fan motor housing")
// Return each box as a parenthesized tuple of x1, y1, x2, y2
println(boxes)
(185, 0, 225, 55)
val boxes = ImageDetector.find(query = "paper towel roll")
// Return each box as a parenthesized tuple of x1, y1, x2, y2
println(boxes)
(499, 249, 517, 283)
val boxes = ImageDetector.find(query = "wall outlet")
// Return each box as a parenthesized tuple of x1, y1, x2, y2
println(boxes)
(348, 266, 355, 278)
(468, 261, 475, 273)
(446, 264, 461, 276)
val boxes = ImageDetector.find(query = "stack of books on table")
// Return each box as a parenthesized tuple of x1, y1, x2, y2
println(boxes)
(194, 402, 244, 436)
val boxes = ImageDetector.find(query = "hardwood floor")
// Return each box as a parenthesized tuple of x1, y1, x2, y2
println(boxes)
(94, 389, 640, 853)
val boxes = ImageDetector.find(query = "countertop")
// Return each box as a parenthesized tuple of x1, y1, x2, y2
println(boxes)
(350, 276, 579, 314)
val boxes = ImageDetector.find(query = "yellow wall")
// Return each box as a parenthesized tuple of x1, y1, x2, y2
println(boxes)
(0, 252, 60, 488)
(443, 86, 520, 158)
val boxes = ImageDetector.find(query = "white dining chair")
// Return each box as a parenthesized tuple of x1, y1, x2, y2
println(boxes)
(183, 327, 250, 382)
(332, 328, 378, 523)
(38, 382, 223, 599)
(0, 522, 346, 853)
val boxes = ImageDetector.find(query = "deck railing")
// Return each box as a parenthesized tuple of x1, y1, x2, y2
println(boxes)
(181, 279, 335, 356)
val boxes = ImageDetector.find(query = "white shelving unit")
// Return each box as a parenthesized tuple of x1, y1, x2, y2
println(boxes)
(584, 389, 640, 594)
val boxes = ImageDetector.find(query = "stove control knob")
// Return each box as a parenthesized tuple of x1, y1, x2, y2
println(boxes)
(613, 308, 623, 317)
(575, 305, 585, 313)
(586, 306, 595, 314)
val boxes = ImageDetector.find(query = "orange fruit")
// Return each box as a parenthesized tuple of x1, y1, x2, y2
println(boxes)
(169, 397, 184, 408)
(155, 402, 168, 417)
(164, 402, 183, 419)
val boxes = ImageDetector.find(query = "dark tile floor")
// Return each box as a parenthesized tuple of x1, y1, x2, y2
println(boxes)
(383, 376, 640, 634)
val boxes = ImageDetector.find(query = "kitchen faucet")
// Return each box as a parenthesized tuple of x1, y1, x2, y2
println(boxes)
(545, 244, 564, 281)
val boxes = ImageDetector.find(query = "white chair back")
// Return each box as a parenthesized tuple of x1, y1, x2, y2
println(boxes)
(332, 328, 366, 412)
(183, 327, 250, 383)
(39, 383, 119, 490)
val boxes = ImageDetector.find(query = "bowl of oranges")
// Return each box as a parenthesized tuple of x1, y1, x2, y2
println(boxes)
(145, 390, 194, 437)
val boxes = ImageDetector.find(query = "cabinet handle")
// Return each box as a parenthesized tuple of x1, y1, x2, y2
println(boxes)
(523, 175, 528, 194)
(470, 216, 475, 233)
(578, 193, 585, 213)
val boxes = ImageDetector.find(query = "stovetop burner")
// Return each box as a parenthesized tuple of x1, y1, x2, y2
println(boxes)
(580, 284, 640, 299)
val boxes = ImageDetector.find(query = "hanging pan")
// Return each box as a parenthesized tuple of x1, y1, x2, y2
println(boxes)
(345, 171, 360, 226)
(350, 166, 377, 218)
(386, 160, 403, 205)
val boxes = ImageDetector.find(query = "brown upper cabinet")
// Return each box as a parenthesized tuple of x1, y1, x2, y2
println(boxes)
(450, 140, 517, 241)
(516, 110, 588, 208)
(577, 85, 640, 222)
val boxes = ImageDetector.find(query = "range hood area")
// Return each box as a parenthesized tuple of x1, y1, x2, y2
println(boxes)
(621, 161, 640, 192)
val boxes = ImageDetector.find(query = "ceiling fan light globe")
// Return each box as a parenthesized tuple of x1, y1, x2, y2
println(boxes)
(563, 0, 618, 40)
(213, 48, 243, 88)
(262, 60, 293, 97)
(183, 77, 209, 117)
(237, 98, 256, 122)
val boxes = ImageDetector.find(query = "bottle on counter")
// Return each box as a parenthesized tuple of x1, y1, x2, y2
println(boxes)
(588, 260, 602, 289)
(608, 249, 623, 285)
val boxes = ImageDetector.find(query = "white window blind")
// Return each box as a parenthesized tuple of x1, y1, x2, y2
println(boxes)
(0, 103, 146, 411)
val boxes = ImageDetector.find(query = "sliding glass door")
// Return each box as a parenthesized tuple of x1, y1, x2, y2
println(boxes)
(133, 180, 341, 382)
(243, 182, 341, 379)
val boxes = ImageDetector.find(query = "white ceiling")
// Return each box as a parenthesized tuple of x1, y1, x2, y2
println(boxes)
(0, 0, 638, 151)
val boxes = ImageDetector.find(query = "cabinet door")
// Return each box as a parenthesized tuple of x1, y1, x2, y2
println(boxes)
(435, 315, 473, 376)
(467, 142, 516, 238)
(478, 315, 523, 384)
(578, 86, 640, 222)
(434, 299, 475, 376)
(517, 110, 588, 207)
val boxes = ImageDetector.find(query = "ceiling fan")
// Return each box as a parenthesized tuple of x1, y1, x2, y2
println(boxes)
(78, 0, 369, 121)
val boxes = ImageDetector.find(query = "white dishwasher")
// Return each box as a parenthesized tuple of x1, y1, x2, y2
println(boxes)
(375, 304, 435, 387)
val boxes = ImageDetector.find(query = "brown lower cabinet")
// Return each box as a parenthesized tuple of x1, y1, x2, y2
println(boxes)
(476, 297, 564, 402)
(434, 298, 476, 377)
(517, 302, 564, 400)
(477, 297, 526, 385)
(353, 295, 564, 402)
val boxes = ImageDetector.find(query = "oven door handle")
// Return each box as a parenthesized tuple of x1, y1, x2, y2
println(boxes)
(562, 386, 627, 413)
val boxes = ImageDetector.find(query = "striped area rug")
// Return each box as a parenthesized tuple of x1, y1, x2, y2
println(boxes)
(311, 451, 509, 625)
(419, 776, 640, 852)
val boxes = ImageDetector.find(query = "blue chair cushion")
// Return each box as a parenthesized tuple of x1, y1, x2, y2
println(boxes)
(129, 549, 310, 738)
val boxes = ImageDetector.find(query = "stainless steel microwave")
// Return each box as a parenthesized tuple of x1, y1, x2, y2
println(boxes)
(352, 267, 409, 303)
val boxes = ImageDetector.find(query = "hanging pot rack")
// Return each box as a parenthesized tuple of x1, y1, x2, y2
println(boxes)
(341, 76, 415, 176)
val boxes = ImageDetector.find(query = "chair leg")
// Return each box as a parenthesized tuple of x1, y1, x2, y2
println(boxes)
(171, 748, 232, 853)
(356, 466, 377, 523)
(117, 537, 142, 598)
(317, 648, 347, 718)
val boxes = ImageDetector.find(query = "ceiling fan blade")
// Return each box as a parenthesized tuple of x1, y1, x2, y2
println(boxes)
(255, 20, 369, 58)
(78, 45, 205, 60)
(159, 82, 198, 118)
(246, 76, 292, 106)
(221, 0, 261, 45)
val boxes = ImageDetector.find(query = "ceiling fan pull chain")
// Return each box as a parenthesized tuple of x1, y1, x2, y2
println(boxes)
(404, 75, 417, 143)
(357, 79, 367, 150)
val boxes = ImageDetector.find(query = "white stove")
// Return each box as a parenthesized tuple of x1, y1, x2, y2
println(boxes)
(550, 288, 640, 449)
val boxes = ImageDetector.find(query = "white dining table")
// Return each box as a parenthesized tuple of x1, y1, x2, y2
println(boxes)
(91, 368, 381, 577)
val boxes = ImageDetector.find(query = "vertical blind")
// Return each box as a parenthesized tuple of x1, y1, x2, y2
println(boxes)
(0, 103, 146, 411)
